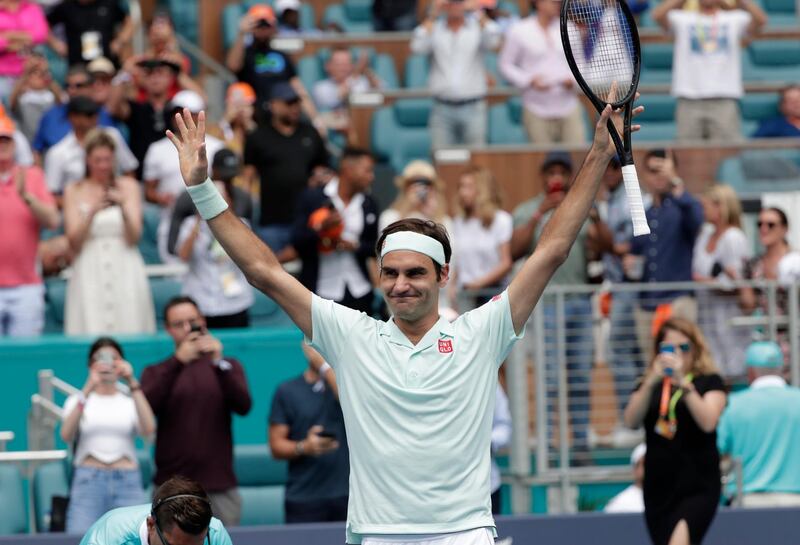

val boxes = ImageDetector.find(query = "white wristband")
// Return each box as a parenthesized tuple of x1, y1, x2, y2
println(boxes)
(186, 178, 228, 220)
(319, 362, 332, 377)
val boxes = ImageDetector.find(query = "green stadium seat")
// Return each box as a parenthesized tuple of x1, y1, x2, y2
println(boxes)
(44, 277, 67, 334)
(139, 203, 162, 265)
(249, 290, 293, 328)
(744, 40, 800, 82)
(640, 43, 673, 85)
(761, 0, 798, 26)
(632, 94, 676, 141)
(741, 92, 780, 136)
(716, 149, 800, 194)
(149, 277, 183, 325)
(323, 0, 374, 33)
(488, 97, 527, 145)
(33, 460, 69, 532)
(222, 0, 317, 50)
(299, 47, 399, 98)
(234, 444, 288, 525)
(0, 465, 26, 535)
(371, 98, 432, 173)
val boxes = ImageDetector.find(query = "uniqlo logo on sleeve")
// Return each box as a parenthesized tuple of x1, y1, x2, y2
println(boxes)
(438, 339, 453, 353)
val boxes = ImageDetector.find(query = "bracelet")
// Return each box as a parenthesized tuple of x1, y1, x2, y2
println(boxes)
(186, 178, 229, 220)
(129, 382, 141, 392)
(295, 440, 305, 456)
(76, 391, 87, 408)
(319, 362, 332, 377)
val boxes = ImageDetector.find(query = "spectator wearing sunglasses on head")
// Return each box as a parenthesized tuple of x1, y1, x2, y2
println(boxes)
(79, 476, 232, 545)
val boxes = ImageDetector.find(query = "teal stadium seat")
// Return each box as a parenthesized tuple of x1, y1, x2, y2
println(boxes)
(372, 98, 432, 173)
(298, 47, 399, 97)
(403, 52, 505, 88)
(743, 40, 800, 82)
(761, 0, 798, 26)
(632, 94, 676, 141)
(149, 277, 183, 325)
(323, 0, 373, 33)
(44, 277, 67, 334)
(716, 149, 800, 193)
(139, 203, 162, 265)
(249, 290, 293, 328)
(33, 461, 69, 532)
(39, 45, 68, 86)
(166, 0, 199, 50)
(640, 43, 673, 85)
(740, 92, 780, 136)
(222, 0, 317, 50)
(488, 97, 527, 144)
(234, 444, 288, 525)
(0, 465, 26, 535)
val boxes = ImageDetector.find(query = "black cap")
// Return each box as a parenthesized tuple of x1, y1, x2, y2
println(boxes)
(541, 151, 573, 172)
(67, 96, 101, 116)
(269, 81, 299, 102)
(137, 57, 181, 73)
(212, 148, 241, 180)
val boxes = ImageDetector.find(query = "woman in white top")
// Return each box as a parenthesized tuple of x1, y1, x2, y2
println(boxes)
(692, 184, 751, 379)
(60, 337, 155, 534)
(450, 165, 513, 310)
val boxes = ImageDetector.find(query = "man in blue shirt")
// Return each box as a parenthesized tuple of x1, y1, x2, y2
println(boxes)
(752, 85, 800, 138)
(80, 476, 232, 545)
(32, 66, 115, 156)
(627, 149, 703, 363)
(717, 341, 800, 507)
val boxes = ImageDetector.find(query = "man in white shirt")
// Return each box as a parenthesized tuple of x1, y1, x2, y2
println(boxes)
(167, 96, 640, 544)
(604, 443, 646, 513)
(44, 96, 138, 195)
(652, 0, 767, 142)
(143, 90, 224, 262)
(411, 0, 501, 150)
(313, 46, 383, 112)
(499, 0, 585, 144)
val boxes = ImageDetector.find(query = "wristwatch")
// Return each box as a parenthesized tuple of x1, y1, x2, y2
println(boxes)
(213, 359, 233, 372)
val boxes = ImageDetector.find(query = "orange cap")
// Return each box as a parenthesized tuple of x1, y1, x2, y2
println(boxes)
(247, 4, 276, 23)
(0, 116, 16, 137)
(226, 82, 257, 104)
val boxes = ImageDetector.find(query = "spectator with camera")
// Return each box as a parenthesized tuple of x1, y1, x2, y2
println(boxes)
(269, 343, 348, 523)
(141, 296, 252, 527)
(0, 116, 58, 337)
(60, 336, 155, 534)
(79, 476, 232, 545)
(378, 160, 451, 233)
(9, 53, 61, 143)
(292, 147, 379, 314)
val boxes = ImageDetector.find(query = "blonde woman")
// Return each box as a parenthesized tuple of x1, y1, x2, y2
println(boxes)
(63, 130, 155, 335)
(692, 184, 751, 379)
(450, 166, 512, 308)
(624, 318, 727, 545)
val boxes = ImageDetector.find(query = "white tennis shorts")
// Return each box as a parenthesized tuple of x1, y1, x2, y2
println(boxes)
(362, 528, 495, 545)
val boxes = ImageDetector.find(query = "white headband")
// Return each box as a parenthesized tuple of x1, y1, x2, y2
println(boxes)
(380, 231, 446, 266)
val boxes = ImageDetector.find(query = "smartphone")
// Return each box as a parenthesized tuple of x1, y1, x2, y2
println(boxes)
(95, 350, 117, 383)
(659, 344, 674, 377)
(317, 430, 337, 440)
(190, 323, 204, 334)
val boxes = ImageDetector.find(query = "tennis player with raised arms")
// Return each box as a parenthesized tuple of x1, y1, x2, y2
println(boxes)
(166, 90, 642, 544)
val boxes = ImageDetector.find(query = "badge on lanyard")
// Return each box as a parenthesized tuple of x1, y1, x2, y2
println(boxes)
(654, 373, 694, 440)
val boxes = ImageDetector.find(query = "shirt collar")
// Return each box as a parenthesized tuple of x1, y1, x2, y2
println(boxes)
(138, 517, 148, 545)
(325, 178, 364, 212)
(751, 375, 787, 390)
(379, 316, 455, 351)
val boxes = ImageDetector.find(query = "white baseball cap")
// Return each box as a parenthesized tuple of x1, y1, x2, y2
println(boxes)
(170, 90, 206, 113)
(275, 0, 301, 14)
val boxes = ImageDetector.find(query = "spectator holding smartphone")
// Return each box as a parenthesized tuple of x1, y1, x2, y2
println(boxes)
(269, 343, 348, 523)
(141, 297, 252, 527)
(60, 336, 155, 534)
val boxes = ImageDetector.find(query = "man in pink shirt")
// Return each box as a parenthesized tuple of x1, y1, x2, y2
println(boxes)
(0, 115, 59, 336)
(499, 0, 586, 144)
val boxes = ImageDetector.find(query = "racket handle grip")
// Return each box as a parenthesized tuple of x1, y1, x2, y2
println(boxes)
(621, 165, 651, 237)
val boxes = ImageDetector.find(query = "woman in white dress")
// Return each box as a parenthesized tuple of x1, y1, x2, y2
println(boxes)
(63, 130, 155, 335)
(692, 184, 750, 380)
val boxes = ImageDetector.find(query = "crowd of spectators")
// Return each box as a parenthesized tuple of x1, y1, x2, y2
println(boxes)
(0, 0, 798, 536)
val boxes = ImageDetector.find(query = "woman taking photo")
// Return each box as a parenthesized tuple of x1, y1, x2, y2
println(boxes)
(63, 130, 155, 335)
(60, 337, 155, 534)
(624, 318, 727, 545)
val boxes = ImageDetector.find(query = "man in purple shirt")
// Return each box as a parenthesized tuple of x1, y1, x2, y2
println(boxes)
(141, 296, 252, 527)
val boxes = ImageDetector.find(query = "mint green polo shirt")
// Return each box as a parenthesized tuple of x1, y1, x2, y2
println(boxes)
(717, 376, 800, 495)
(310, 290, 524, 544)
(79, 505, 231, 545)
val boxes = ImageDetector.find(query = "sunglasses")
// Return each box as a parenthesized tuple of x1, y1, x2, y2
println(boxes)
(757, 220, 779, 230)
(660, 342, 691, 353)
(66, 81, 90, 89)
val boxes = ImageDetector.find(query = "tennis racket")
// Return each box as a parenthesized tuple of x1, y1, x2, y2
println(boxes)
(560, 0, 650, 236)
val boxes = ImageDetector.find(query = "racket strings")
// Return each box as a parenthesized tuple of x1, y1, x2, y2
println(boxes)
(565, 0, 637, 103)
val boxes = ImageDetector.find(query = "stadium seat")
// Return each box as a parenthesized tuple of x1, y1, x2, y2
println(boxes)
(33, 460, 69, 532)
(249, 290, 293, 328)
(740, 92, 780, 136)
(44, 277, 67, 334)
(0, 465, 26, 535)
(632, 94, 676, 141)
(39, 45, 68, 86)
(322, 0, 373, 33)
(298, 47, 399, 97)
(640, 43, 673, 85)
(487, 97, 528, 145)
(743, 40, 800, 82)
(371, 98, 432, 173)
(139, 203, 162, 265)
(234, 444, 288, 525)
(166, 0, 199, 49)
(222, 0, 317, 50)
(761, 0, 798, 26)
(715, 149, 800, 194)
(149, 276, 183, 325)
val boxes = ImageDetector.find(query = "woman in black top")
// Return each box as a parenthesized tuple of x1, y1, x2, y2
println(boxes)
(624, 317, 727, 545)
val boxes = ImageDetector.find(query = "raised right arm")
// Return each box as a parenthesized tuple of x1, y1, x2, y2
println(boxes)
(167, 109, 313, 339)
